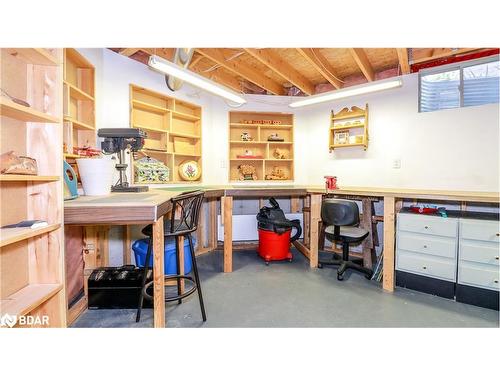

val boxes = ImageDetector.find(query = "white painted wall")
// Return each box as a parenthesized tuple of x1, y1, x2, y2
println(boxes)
(76, 49, 499, 265)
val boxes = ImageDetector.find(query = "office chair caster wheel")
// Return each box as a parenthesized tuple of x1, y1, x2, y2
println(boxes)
(365, 274, 372, 280)
(265, 261, 270, 266)
(288, 258, 293, 263)
(337, 273, 344, 281)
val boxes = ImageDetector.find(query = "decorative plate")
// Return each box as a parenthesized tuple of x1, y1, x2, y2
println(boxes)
(179, 160, 201, 181)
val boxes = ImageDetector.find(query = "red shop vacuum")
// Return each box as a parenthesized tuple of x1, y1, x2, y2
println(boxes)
(256, 198, 302, 265)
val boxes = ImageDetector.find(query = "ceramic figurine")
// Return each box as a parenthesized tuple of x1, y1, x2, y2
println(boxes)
(265, 166, 287, 180)
(267, 133, 284, 142)
(238, 164, 258, 180)
(240, 131, 253, 141)
(272, 148, 285, 159)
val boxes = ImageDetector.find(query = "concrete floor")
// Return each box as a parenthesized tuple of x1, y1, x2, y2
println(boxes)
(72, 248, 499, 328)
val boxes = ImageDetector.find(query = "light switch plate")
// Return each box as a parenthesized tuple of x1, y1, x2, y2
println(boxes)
(392, 159, 401, 169)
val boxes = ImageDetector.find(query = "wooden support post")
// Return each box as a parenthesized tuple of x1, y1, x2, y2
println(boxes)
(197, 201, 206, 252)
(209, 199, 218, 250)
(123, 225, 131, 264)
(290, 197, 300, 213)
(309, 194, 322, 268)
(222, 196, 233, 272)
(383, 196, 396, 292)
(152, 216, 165, 328)
(303, 196, 311, 246)
(361, 199, 374, 269)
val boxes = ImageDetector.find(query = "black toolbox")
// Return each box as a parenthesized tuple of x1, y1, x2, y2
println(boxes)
(88, 266, 153, 309)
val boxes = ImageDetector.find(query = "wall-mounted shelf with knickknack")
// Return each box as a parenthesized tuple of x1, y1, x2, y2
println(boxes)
(228, 111, 294, 182)
(329, 104, 369, 151)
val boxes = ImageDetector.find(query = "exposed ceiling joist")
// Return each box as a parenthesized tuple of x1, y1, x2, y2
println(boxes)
(396, 48, 410, 74)
(189, 55, 204, 69)
(196, 48, 285, 95)
(244, 48, 315, 95)
(349, 48, 375, 82)
(410, 48, 482, 64)
(296, 48, 343, 89)
(193, 66, 242, 93)
(141, 48, 175, 61)
(119, 48, 141, 57)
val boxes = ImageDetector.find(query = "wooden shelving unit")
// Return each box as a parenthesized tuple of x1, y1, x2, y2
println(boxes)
(0, 48, 66, 327)
(329, 104, 369, 151)
(228, 111, 294, 182)
(62, 48, 96, 162)
(130, 84, 202, 184)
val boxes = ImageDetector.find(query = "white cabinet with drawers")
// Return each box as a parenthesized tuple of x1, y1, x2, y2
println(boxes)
(396, 211, 499, 309)
(458, 219, 500, 291)
(396, 213, 458, 282)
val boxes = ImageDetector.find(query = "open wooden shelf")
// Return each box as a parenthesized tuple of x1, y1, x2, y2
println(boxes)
(1, 48, 66, 327)
(65, 81, 94, 101)
(0, 175, 60, 182)
(63, 49, 96, 161)
(0, 283, 63, 317)
(0, 223, 61, 248)
(64, 116, 95, 131)
(130, 84, 203, 184)
(3, 48, 59, 66)
(0, 97, 60, 124)
(329, 104, 369, 151)
(229, 112, 294, 182)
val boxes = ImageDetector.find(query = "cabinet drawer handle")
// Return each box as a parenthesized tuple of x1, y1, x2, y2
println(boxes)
(496, 233, 499, 237)
(424, 226, 429, 229)
(494, 280, 498, 284)
(496, 256, 499, 260)
(423, 245, 428, 249)
(422, 266, 427, 270)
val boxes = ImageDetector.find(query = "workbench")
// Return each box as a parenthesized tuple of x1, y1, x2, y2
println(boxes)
(64, 185, 499, 327)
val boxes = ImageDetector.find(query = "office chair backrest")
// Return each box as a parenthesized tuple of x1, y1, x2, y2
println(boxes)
(169, 190, 205, 235)
(321, 198, 360, 227)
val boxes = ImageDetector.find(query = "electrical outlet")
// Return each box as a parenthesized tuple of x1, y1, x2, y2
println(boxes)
(220, 159, 227, 169)
(392, 159, 401, 169)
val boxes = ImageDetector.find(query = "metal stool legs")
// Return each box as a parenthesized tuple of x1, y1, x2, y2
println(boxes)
(188, 233, 206, 322)
(135, 233, 207, 323)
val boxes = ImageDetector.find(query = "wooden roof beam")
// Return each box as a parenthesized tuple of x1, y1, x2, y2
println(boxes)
(196, 48, 285, 95)
(189, 54, 204, 69)
(192, 66, 243, 93)
(396, 48, 410, 74)
(296, 48, 343, 89)
(141, 48, 175, 61)
(244, 48, 315, 95)
(410, 48, 483, 64)
(349, 48, 375, 82)
(119, 48, 141, 57)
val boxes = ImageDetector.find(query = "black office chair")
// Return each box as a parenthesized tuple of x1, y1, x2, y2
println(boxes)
(136, 190, 206, 323)
(318, 198, 373, 281)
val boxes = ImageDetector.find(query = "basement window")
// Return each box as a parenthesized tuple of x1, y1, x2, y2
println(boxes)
(419, 56, 499, 112)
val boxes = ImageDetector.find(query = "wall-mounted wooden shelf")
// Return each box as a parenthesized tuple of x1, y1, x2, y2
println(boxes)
(63, 49, 96, 160)
(0, 175, 60, 182)
(329, 104, 369, 151)
(130, 84, 203, 184)
(3, 48, 59, 66)
(0, 283, 63, 317)
(228, 111, 295, 182)
(0, 97, 60, 124)
(1, 48, 66, 327)
(0, 224, 61, 248)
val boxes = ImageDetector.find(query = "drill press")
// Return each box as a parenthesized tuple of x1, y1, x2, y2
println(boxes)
(97, 128, 149, 192)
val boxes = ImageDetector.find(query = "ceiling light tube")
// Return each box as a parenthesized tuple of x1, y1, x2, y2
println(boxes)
(148, 55, 246, 105)
(289, 78, 403, 108)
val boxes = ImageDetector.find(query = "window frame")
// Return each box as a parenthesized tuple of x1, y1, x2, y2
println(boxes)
(418, 55, 499, 113)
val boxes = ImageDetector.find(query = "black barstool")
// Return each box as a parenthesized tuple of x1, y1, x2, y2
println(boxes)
(136, 190, 206, 323)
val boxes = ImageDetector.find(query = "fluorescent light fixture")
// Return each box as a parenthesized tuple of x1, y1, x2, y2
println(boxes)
(289, 78, 403, 108)
(148, 55, 246, 105)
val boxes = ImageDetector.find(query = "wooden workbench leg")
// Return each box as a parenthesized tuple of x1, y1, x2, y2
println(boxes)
(222, 196, 233, 273)
(290, 197, 300, 213)
(196, 201, 206, 252)
(383, 196, 396, 292)
(309, 194, 322, 268)
(152, 216, 165, 328)
(361, 199, 374, 269)
(209, 199, 217, 250)
(123, 225, 132, 264)
(303, 196, 311, 246)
